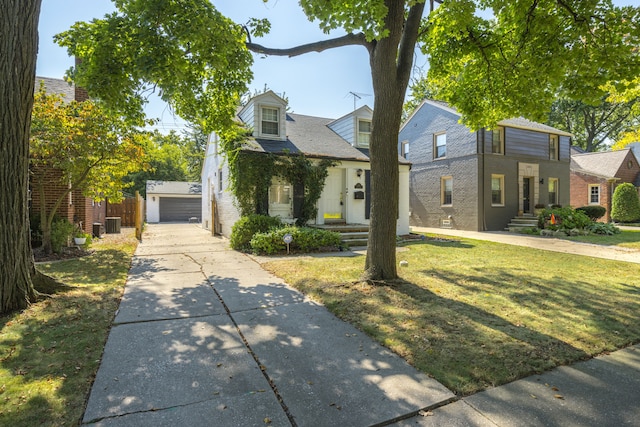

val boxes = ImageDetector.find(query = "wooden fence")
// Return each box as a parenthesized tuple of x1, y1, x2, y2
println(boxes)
(106, 194, 146, 241)
(106, 197, 137, 226)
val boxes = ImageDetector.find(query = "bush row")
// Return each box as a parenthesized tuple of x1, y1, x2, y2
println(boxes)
(537, 206, 619, 236)
(230, 214, 342, 255)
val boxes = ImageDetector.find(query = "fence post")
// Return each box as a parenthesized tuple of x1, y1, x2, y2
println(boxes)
(135, 191, 144, 241)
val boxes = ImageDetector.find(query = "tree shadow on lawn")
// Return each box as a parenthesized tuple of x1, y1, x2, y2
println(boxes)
(0, 288, 123, 427)
(378, 266, 640, 394)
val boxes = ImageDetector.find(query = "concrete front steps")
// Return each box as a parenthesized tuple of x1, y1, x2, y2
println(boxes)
(506, 215, 539, 232)
(312, 223, 369, 247)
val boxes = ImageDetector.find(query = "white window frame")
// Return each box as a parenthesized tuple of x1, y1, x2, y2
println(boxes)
(548, 178, 558, 205)
(261, 106, 280, 137)
(269, 177, 293, 218)
(491, 174, 505, 206)
(357, 119, 371, 147)
(491, 127, 504, 155)
(549, 135, 559, 161)
(589, 184, 600, 205)
(441, 176, 452, 206)
(401, 140, 410, 159)
(434, 132, 446, 159)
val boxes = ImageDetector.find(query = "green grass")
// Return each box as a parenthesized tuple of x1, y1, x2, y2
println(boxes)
(0, 232, 137, 427)
(564, 228, 640, 249)
(263, 236, 640, 395)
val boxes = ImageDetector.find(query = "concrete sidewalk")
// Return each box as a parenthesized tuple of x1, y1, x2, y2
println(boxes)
(412, 227, 640, 264)
(81, 224, 454, 426)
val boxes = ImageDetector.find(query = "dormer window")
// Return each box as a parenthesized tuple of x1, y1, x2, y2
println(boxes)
(357, 119, 371, 147)
(261, 106, 280, 136)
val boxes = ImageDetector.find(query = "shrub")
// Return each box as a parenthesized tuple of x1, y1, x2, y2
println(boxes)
(230, 215, 282, 251)
(576, 205, 607, 221)
(589, 222, 621, 235)
(539, 207, 591, 231)
(50, 218, 74, 253)
(250, 226, 341, 255)
(611, 183, 640, 223)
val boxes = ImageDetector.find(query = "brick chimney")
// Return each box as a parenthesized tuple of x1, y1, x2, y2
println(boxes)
(74, 57, 89, 102)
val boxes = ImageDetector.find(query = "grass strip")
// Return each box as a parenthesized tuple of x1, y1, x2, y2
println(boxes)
(0, 231, 137, 426)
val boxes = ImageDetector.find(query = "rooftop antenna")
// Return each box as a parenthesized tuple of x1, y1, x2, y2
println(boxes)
(347, 91, 372, 110)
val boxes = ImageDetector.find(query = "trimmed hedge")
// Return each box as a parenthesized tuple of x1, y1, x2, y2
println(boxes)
(576, 205, 606, 221)
(611, 183, 640, 223)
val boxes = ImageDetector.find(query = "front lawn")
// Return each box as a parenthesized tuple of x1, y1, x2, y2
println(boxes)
(565, 228, 640, 250)
(0, 231, 137, 427)
(263, 236, 640, 396)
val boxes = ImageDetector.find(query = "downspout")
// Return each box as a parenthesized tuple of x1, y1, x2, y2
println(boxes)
(607, 178, 619, 222)
(480, 129, 487, 231)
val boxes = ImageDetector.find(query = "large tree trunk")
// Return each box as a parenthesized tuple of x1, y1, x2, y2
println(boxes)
(0, 0, 42, 313)
(363, 0, 423, 281)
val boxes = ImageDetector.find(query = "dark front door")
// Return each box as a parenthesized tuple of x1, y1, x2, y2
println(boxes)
(523, 178, 531, 213)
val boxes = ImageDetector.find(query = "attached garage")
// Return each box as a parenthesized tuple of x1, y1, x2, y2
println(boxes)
(146, 180, 202, 223)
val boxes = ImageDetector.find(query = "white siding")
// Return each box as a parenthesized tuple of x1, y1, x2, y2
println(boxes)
(201, 134, 240, 236)
(238, 91, 288, 141)
(327, 106, 373, 146)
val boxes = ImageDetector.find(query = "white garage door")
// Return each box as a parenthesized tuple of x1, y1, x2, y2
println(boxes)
(159, 197, 201, 222)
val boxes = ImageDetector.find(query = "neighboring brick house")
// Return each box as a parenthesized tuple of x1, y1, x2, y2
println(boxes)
(201, 90, 411, 237)
(399, 99, 572, 231)
(570, 148, 640, 222)
(30, 77, 106, 234)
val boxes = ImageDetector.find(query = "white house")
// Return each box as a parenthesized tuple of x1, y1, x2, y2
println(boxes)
(146, 180, 202, 223)
(202, 91, 411, 237)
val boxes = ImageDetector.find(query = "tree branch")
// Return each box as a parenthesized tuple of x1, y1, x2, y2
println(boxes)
(397, 2, 426, 85)
(246, 33, 369, 58)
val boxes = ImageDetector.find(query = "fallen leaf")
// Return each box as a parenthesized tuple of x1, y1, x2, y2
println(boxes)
(554, 394, 564, 400)
(418, 410, 434, 417)
(551, 386, 559, 391)
(530, 394, 537, 399)
(264, 417, 271, 424)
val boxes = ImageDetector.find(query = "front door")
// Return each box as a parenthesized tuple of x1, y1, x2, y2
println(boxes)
(323, 169, 345, 221)
(523, 177, 532, 213)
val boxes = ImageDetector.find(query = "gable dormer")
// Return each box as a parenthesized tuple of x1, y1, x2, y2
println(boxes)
(238, 90, 288, 141)
(327, 105, 373, 148)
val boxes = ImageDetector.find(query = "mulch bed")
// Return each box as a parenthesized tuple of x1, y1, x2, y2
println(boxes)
(33, 246, 93, 263)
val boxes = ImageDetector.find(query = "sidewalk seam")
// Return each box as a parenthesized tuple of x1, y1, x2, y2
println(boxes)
(186, 253, 297, 427)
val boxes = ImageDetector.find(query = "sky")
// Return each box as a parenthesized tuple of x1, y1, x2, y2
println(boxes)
(37, 0, 637, 133)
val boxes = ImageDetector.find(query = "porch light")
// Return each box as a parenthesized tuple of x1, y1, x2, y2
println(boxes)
(356, 169, 363, 177)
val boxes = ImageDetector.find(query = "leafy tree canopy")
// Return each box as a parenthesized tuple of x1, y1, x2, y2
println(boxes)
(423, 1, 640, 129)
(30, 86, 149, 252)
(547, 96, 638, 152)
(54, 0, 253, 136)
(608, 77, 640, 150)
(123, 128, 206, 196)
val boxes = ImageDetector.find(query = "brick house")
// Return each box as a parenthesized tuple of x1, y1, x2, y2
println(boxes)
(398, 99, 572, 231)
(570, 148, 640, 222)
(30, 77, 106, 234)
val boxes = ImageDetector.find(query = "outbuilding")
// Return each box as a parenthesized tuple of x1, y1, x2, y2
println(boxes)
(146, 180, 202, 223)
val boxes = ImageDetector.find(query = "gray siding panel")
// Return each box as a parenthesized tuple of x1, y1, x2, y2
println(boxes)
(505, 127, 548, 158)
(559, 136, 571, 161)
